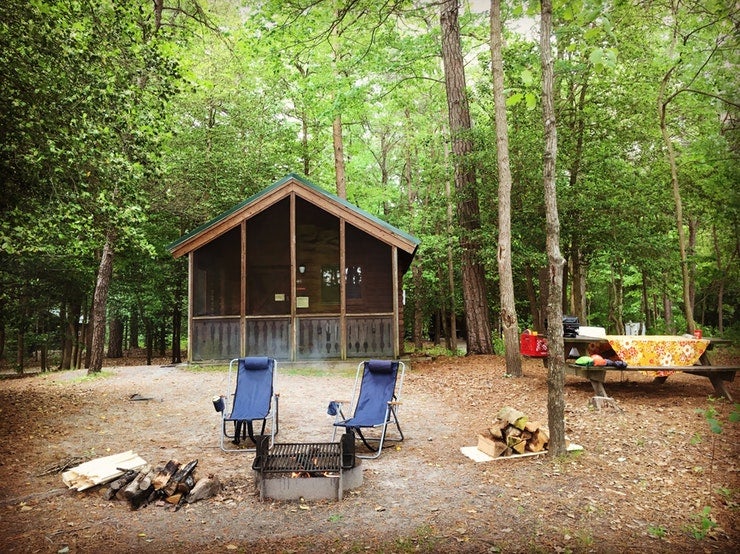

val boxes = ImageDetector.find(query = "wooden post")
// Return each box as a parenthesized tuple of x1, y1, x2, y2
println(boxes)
(392, 246, 400, 358)
(240, 220, 247, 357)
(339, 219, 347, 360)
(290, 192, 297, 361)
(187, 252, 193, 362)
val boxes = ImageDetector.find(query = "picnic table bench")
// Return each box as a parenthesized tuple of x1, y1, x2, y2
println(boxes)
(562, 335, 738, 401)
(566, 362, 739, 401)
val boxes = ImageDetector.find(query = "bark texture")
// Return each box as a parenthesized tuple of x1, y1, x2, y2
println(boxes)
(540, 0, 567, 457)
(88, 231, 116, 373)
(490, 0, 521, 376)
(439, 0, 492, 355)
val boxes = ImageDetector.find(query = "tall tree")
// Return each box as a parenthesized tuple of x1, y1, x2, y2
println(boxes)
(540, 0, 566, 457)
(439, 0, 493, 355)
(490, 0, 521, 375)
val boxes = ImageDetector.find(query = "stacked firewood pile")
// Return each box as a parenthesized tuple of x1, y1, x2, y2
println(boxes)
(477, 406, 551, 458)
(104, 459, 221, 511)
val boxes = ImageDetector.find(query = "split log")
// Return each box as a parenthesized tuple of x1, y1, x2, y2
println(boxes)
(120, 465, 155, 510)
(488, 426, 503, 440)
(103, 470, 138, 500)
(526, 428, 549, 452)
(152, 460, 180, 491)
(496, 406, 528, 430)
(506, 435, 527, 454)
(504, 426, 522, 439)
(162, 459, 198, 497)
(477, 433, 507, 458)
(186, 475, 221, 503)
(524, 421, 541, 433)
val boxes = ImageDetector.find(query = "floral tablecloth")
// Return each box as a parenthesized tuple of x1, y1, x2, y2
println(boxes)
(605, 335, 710, 377)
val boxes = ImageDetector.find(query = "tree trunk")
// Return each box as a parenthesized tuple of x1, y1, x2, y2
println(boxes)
(403, 111, 424, 353)
(540, 0, 566, 458)
(440, 0, 492, 355)
(524, 266, 539, 331)
(172, 301, 182, 364)
(640, 271, 648, 332)
(570, 242, 586, 322)
(16, 329, 24, 374)
(490, 0, 521, 376)
(663, 286, 674, 334)
(412, 263, 424, 351)
(657, 43, 695, 333)
(158, 323, 166, 357)
(88, 231, 116, 373)
(711, 225, 725, 333)
(107, 317, 124, 358)
(333, 114, 346, 198)
(444, 141, 458, 350)
(145, 319, 154, 366)
(129, 304, 139, 349)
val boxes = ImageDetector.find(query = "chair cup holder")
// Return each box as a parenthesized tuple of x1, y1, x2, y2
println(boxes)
(212, 395, 225, 412)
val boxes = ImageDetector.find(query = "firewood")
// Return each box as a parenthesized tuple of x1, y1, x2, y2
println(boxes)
(177, 473, 196, 495)
(162, 459, 198, 497)
(477, 433, 507, 458)
(496, 406, 528, 430)
(122, 467, 156, 510)
(152, 460, 180, 491)
(504, 426, 522, 438)
(506, 435, 526, 454)
(526, 428, 549, 452)
(186, 475, 221, 503)
(524, 420, 541, 433)
(120, 465, 150, 500)
(104, 470, 138, 500)
(488, 426, 503, 440)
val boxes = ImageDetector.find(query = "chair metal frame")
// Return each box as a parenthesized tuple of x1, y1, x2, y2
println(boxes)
(330, 360, 405, 459)
(218, 357, 279, 452)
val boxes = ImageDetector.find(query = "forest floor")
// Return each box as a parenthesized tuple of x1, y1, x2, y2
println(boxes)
(0, 348, 738, 553)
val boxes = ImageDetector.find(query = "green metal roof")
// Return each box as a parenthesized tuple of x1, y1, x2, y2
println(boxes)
(166, 173, 420, 255)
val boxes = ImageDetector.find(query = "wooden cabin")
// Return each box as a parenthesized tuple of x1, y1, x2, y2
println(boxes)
(167, 174, 419, 362)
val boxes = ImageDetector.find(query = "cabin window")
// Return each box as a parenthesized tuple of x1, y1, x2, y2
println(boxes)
(321, 265, 340, 303)
(346, 265, 362, 299)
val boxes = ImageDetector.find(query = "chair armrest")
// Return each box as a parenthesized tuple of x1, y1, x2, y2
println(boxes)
(388, 401, 402, 406)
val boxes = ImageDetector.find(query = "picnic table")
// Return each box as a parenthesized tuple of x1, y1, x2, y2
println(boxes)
(563, 335, 737, 401)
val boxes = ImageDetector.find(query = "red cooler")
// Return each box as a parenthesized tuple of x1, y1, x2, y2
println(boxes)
(520, 331, 548, 358)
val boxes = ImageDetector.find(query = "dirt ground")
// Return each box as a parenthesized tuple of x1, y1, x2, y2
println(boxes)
(0, 351, 738, 553)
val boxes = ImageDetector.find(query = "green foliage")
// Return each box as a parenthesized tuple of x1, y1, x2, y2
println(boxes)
(686, 506, 718, 540)
(1, 0, 737, 367)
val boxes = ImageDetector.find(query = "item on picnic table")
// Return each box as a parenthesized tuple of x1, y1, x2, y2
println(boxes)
(574, 355, 627, 369)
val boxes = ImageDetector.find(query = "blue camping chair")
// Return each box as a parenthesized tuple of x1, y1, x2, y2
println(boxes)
(216, 357, 279, 452)
(329, 360, 405, 459)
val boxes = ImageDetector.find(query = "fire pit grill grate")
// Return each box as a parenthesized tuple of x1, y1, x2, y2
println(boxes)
(252, 434, 357, 500)
(254, 442, 342, 475)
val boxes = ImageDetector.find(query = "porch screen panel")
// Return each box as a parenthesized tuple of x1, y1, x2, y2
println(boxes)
(246, 198, 290, 316)
(345, 225, 392, 314)
(346, 316, 394, 357)
(191, 318, 240, 360)
(192, 227, 241, 317)
(295, 197, 340, 314)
